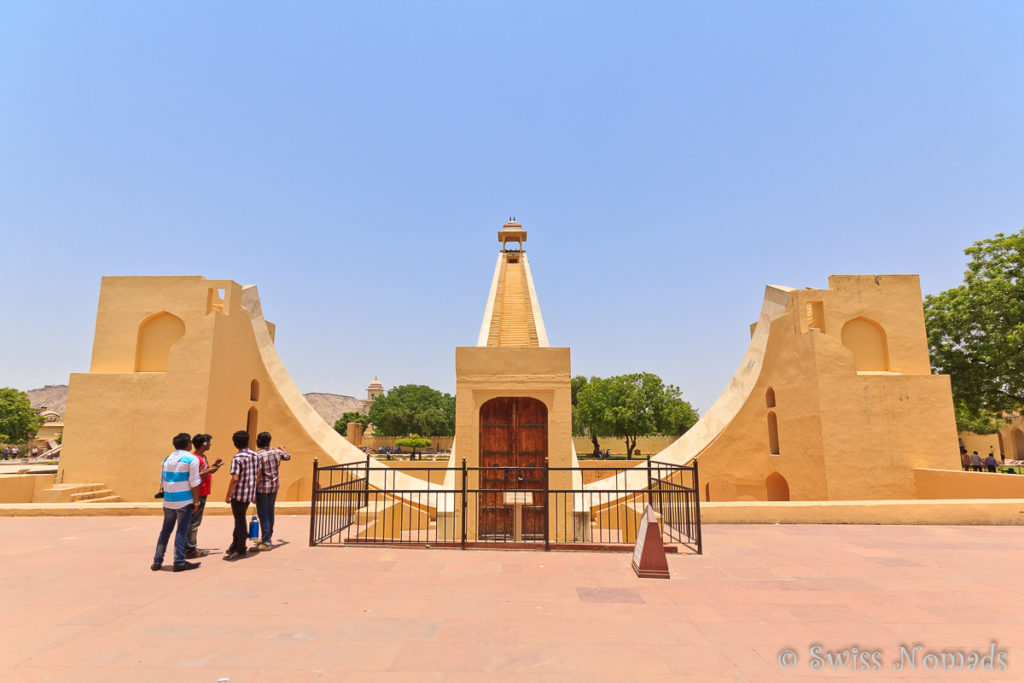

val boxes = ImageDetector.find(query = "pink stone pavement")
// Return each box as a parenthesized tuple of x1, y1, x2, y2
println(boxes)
(1, 515, 1021, 681)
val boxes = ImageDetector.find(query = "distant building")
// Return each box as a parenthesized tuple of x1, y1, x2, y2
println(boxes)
(31, 409, 63, 450)
(362, 376, 384, 414)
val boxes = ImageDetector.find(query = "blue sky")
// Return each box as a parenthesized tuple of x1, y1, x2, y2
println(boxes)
(1, 2, 1022, 413)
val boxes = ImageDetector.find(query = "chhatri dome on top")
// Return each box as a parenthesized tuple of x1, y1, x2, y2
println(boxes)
(498, 216, 526, 251)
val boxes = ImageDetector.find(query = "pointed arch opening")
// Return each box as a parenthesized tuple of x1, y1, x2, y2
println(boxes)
(766, 472, 790, 501)
(246, 406, 259, 449)
(767, 410, 780, 455)
(135, 312, 185, 372)
(841, 317, 890, 372)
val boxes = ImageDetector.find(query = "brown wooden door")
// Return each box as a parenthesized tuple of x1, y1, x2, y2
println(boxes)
(479, 397, 548, 540)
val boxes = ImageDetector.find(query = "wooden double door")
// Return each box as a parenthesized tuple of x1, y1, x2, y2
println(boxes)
(478, 397, 548, 540)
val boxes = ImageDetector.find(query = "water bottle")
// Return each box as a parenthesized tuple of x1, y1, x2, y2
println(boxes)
(248, 515, 259, 540)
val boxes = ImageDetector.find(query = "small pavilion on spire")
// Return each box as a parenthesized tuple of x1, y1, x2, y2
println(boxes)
(498, 216, 526, 252)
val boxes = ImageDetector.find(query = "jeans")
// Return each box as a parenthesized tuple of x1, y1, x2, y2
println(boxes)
(154, 505, 194, 565)
(255, 490, 278, 544)
(229, 499, 250, 554)
(185, 496, 207, 553)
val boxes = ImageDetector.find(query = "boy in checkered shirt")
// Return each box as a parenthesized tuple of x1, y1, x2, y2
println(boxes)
(224, 430, 260, 559)
(254, 431, 291, 550)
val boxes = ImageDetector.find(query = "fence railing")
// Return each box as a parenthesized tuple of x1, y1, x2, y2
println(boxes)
(309, 456, 701, 553)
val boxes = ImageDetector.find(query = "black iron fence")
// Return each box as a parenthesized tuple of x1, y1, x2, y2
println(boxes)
(309, 456, 701, 554)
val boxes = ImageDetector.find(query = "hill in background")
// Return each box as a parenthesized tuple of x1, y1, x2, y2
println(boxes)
(25, 385, 360, 426)
(304, 393, 364, 425)
(27, 385, 69, 415)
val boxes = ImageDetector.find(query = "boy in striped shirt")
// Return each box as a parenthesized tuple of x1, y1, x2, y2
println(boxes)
(152, 433, 202, 572)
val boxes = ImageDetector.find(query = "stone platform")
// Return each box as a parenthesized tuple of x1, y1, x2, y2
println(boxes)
(1, 516, 1021, 680)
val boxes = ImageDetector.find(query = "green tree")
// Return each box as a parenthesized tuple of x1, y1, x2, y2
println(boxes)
(571, 375, 603, 456)
(367, 384, 455, 437)
(0, 388, 45, 444)
(925, 228, 1024, 432)
(658, 383, 701, 436)
(574, 372, 699, 458)
(333, 411, 370, 436)
(953, 402, 1001, 435)
(395, 434, 432, 460)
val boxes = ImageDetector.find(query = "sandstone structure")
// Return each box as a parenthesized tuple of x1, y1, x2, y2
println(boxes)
(48, 220, 1024, 518)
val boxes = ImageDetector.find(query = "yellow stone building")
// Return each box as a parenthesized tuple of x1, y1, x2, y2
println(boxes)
(59, 278, 365, 502)
(650, 275, 967, 501)
(455, 218, 575, 540)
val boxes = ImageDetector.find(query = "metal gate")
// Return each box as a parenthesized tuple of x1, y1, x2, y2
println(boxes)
(309, 456, 701, 553)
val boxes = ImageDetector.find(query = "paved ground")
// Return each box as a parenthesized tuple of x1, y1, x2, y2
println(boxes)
(1, 516, 1021, 682)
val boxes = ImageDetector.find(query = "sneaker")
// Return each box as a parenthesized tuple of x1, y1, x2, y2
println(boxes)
(256, 541, 271, 551)
(172, 561, 201, 572)
(248, 545, 260, 553)
(150, 562, 162, 571)
(185, 549, 208, 559)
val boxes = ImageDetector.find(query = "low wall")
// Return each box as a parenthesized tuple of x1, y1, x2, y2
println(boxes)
(701, 499, 1024, 525)
(576, 460, 645, 485)
(913, 468, 1024, 499)
(349, 435, 676, 456)
(378, 459, 453, 484)
(0, 474, 55, 503)
(573, 436, 677, 457)
(959, 433, 1002, 459)
(357, 436, 455, 452)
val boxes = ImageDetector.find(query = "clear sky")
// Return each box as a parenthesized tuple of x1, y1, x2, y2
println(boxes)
(1, 2, 1022, 414)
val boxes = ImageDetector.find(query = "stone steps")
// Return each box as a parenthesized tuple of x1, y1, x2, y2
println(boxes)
(83, 495, 123, 504)
(69, 489, 120, 502)
(488, 257, 538, 347)
(36, 483, 121, 504)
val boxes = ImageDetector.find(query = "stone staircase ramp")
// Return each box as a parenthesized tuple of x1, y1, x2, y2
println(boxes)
(36, 483, 122, 503)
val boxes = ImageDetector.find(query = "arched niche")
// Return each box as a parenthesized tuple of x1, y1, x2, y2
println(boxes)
(841, 317, 890, 372)
(135, 312, 185, 372)
(765, 387, 776, 408)
(250, 379, 260, 401)
(767, 410, 780, 455)
(766, 472, 790, 501)
(246, 406, 259, 449)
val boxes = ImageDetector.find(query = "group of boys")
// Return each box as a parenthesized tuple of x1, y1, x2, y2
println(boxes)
(961, 448, 1001, 473)
(1, 446, 20, 459)
(152, 429, 291, 572)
